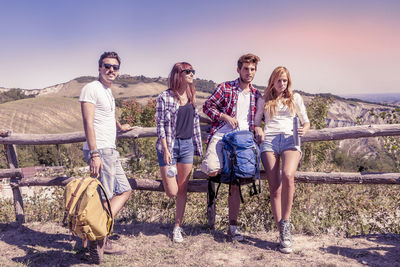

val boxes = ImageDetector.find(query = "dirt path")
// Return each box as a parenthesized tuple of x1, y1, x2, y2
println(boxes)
(0, 222, 399, 266)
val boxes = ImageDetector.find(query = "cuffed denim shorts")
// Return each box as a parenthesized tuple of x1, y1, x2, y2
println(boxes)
(157, 137, 194, 167)
(83, 148, 132, 200)
(260, 134, 301, 155)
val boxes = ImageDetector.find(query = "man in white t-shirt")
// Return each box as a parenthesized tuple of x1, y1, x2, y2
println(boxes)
(79, 51, 133, 263)
(201, 54, 262, 241)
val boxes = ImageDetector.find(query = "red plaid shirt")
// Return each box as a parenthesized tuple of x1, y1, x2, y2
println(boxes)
(203, 79, 262, 143)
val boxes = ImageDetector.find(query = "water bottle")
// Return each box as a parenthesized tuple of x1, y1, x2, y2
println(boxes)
(166, 165, 177, 178)
(293, 117, 301, 147)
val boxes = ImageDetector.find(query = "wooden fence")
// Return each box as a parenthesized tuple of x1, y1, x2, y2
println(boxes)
(1, 123, 400, 226)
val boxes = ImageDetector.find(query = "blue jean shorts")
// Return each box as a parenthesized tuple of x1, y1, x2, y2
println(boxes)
(157, 138, 194, 167)
(83, 148, 132, 200)
(260, 134, 301, 155)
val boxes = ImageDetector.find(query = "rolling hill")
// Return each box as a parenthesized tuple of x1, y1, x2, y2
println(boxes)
(0, 97, 82, 134)
(0, 77, 397, 134)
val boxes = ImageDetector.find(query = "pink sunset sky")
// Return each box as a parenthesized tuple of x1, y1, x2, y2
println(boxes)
(1, 0, 399, 95)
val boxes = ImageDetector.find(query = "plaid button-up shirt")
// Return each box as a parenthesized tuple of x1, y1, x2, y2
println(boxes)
(203, 79, 261, 143)
(156, 89, 203, 157)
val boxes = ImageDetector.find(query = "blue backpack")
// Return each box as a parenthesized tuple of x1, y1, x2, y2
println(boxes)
(208, 130, 261, 205)
(221, 130, 260, 181)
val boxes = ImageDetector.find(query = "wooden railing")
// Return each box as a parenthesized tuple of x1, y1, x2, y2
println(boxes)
(1, 123, 400, 226)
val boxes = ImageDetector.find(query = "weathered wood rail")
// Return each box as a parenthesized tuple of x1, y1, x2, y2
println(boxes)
(1, 123, 400, 226)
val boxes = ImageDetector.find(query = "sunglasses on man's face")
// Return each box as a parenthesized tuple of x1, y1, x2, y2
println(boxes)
(103, 63, 120, 71)
(181, 69, 195, 75)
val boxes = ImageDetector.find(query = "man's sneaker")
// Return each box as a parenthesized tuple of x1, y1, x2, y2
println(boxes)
(172, 226, 184, 243)
(227, 225, 244, 241)
(279, 219, 292, 254)
(88, 238, 105, 264)
(104, 237, 126, 255)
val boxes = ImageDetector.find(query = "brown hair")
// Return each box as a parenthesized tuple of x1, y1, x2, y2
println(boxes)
(264, 66, 295, 118)
(98, 51, 121, 67)
(168, 62, 196, 105)
(237, 53, 260, 69)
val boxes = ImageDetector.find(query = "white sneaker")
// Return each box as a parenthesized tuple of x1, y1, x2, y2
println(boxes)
(172, 226, 184, 243)
(228, 225, 244, 241)
(279, 219, 292, 253)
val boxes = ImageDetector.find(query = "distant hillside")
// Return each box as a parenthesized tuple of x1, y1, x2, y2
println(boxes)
(0, 78, 396, 131)
(0, 89, 34, 104)
(0, 97, 82, 134)
(340, 93, 400, 106)
(29, 75, 169, 100)
(2, 75, 266, 100)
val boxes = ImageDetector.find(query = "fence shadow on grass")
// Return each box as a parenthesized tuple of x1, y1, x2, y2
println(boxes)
(0, 223, 89, 266)
(112, 222, 278, 251)
(113, 222, 213, 238)
(321, 233, 400, 266)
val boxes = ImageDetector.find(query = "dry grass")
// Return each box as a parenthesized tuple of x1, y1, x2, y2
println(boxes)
(0, 222, 399, 266)
(0, 81, 183, 134)
(0, 97, 82, 134)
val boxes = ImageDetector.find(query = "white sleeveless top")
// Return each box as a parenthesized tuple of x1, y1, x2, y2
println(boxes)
(255, 93, 309, 135)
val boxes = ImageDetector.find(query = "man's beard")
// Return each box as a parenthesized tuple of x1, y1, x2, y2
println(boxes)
(239, 75, 253, 84)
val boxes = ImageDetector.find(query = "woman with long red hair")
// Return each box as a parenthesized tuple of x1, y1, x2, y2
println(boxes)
(155, 62, 203, 242)
(255, 66, 310, 253)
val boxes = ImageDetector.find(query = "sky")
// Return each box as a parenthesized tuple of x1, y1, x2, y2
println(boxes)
(1, 0, 399, 95)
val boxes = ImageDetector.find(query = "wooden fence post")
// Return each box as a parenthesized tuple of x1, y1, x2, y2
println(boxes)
(4, 144, 25, 224)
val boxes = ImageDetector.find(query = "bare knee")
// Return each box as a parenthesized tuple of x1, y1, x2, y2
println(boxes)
(124, 190, 133, 197)
(165, 189, 177, 198)
(282, 172, 295, 187)
(270, 188, 281, 199)
(114, 190, 132, 200)
(207, 170, 220, 177)
(268, 183, 282, 198)
(176, 189, 188, 198)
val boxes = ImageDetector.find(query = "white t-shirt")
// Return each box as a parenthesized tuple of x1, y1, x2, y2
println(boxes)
(216, 88, 251, 135)
(79, 80, 117, 150)
(255, 93, 309, 135)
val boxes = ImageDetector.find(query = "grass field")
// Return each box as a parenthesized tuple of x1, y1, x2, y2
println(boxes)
(0, 97, 82, 134)
(0, 81, 211, 134)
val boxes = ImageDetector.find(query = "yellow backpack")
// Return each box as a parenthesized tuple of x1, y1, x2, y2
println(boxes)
(63, 177, 114, 241)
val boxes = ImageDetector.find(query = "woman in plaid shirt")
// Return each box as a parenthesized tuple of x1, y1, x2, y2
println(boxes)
(155, 62, 203, 243)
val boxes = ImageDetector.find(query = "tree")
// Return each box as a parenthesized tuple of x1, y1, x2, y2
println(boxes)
(118, 99, 158, 174)
(301, 96, 336, 171)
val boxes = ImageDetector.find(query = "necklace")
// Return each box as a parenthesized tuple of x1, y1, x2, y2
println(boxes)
(176, 90, 187, 104)
(105, 88, 115, 111)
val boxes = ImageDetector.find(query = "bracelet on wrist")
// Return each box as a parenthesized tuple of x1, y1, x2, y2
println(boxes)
(89, 149, 99, 155)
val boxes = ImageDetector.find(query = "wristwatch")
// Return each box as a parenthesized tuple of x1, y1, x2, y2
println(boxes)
(89, 149, 99, 156)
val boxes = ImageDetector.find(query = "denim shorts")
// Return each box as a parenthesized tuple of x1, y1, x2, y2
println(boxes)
(83, 148, 132, 200)
(260, 134, 300, 155)
(157, 138, 194, 167)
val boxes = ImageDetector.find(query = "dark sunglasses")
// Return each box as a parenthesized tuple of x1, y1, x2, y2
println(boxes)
(181, 69, 195, 75)
(103, 63, 120, 71)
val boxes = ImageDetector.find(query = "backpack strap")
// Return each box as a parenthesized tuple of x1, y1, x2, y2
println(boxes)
(207, 179, 215, 208)
(96, 181, 114, 230)
(255, 146, 261, 194)
(62, 177, 87, 226)
(238, 182, 245, 203)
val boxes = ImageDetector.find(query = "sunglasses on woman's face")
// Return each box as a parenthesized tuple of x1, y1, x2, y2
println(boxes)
(181, 69, 195, 75)
(103, 63, 120, 71)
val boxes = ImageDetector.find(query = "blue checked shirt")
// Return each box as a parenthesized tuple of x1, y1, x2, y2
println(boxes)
(156, 89, 203, 157)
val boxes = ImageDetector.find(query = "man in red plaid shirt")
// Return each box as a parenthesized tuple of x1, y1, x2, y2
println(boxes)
(201, 53, 262, 241)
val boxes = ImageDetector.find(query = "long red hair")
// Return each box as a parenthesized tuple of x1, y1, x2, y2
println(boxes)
(168, 62, 196, 105)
